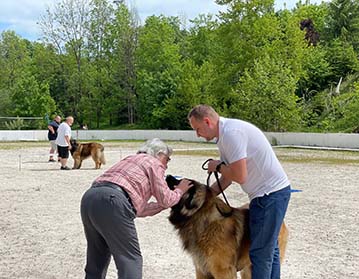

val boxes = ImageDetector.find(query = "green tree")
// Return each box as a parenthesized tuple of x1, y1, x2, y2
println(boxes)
(39, 0, 91, 121)
(209, 0, 305, 123)
(333, 84, 359, 132)
(157, 60, 218, 129)
(326, 39, 359, 81)
(296, 46, 332, 100)
(183, 14, 218, 66)
(289, 1, 330, 95)
(324, 0, 359, 51)
(0, 31, 30, 89)
(229, 55, 300, 131)
(136, 16, 182, 128)
(0, 88, 12, 117)
(106, 2, 139, 126)
(10, 76, 56, 128)
(0, 32, 29, 117)
(82, 0, 114, 128)
(28, 42, 65, 117)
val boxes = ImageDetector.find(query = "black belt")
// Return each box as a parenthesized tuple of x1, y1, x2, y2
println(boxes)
(92, 181, 137, 215)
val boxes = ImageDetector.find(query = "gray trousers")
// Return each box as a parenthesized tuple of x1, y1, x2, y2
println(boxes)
(80, 182, 142, 279)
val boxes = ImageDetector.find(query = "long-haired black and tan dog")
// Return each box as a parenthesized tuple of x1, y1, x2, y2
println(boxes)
(70, 139, 106, 169)
(166, 175, 288, 279)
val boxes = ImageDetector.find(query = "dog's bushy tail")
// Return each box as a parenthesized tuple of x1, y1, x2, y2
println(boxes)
(279, 222, 289, 263)
(100, 147, 106, 165)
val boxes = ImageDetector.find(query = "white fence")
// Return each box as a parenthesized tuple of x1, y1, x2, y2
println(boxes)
(0, 130, 359, 150)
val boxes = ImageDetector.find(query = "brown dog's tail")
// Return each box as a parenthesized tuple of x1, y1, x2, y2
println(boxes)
(278, 222, 289, 263)
(100, 147, 106, 165)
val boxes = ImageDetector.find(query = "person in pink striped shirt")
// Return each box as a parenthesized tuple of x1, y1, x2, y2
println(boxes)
(80, 138, 193, 279)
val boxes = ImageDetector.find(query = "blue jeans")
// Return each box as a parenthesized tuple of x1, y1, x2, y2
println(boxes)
(249, 186, 291, 279)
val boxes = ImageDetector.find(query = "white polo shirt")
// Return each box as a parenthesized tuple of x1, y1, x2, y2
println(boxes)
(55, 122, 72, 147)
(216, 117, 290, 201)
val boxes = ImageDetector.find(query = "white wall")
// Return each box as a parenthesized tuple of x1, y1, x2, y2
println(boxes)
(1, 130, 359, 149)
(265, 132, 359, 149)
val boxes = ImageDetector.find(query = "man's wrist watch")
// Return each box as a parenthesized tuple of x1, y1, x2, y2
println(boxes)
(216, 162, 225, 172)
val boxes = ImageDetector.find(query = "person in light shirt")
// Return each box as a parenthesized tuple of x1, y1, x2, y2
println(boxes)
(188, 104, 291, 279)
(55, 116, 74, 170)
(80, 138, 193, 279)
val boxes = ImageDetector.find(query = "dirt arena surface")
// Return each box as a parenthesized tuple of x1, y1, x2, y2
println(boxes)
(0, 140, 358, 279)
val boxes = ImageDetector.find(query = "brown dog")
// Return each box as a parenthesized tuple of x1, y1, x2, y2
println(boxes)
(70, 139, 106, 169)
(166, 175, 288, 279)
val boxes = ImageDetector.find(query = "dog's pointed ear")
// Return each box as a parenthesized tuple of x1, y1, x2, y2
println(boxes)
(166, 175, 180, 190)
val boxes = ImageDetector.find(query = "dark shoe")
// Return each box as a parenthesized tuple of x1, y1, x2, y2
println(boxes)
(60, 166, 71, 170)
(48, 159, 56, 162)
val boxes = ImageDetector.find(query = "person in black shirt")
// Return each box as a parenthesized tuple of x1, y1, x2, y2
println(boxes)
(47, 115, 61, 162)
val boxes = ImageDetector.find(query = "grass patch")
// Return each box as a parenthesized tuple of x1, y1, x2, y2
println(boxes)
(174, 149, 219, 157)
(174, 147, 359, 165)
(0, 141, 49, 150)
(0, 140, 214, 150)
(277, 155, 359, 165)
(1, 141, 358, 165)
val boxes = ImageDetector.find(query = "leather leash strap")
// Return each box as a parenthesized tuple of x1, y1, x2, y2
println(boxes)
(201, 159, 232, 209)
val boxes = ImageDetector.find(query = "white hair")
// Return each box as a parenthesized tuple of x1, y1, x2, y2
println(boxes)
(137, 138, 173, 157)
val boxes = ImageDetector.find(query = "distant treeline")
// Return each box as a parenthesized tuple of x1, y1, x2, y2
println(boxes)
(0, 0, 359, 132)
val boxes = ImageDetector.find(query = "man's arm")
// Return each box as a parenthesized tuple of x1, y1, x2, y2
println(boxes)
(65, 135, 71, 149)
(208, 158, 247, 194)
(48, 125, 55, 134)
(210, 175, 232, 196)
(219, 159, 247, 185)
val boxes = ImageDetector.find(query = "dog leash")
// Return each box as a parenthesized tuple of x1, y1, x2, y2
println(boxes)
(202, 159, 232, 209)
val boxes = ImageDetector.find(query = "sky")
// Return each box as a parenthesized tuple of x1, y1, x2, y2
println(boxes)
(0, 0, 326, 42)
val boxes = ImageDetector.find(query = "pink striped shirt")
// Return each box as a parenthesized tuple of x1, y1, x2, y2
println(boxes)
(94, 153, 183, 217)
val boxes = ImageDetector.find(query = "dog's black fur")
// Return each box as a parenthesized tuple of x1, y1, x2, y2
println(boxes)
(166, 175, 204, 226)
(166, 175, 180, 190)
(70, 139, 79, 156)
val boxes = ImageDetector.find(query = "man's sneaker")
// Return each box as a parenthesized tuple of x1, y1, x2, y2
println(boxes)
(60, 166, 71, 170)
(48, 159, 56, 162)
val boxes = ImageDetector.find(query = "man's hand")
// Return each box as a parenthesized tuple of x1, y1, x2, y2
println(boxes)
(207, 160, 221, 173)
(48, 126, 55, 134)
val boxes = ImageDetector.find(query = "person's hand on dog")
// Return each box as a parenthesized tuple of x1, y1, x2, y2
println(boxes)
(176, 179, 193, 193)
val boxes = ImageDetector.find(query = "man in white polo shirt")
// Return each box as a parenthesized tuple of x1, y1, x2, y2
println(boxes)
(56, 116, 74, 170)
(188, 104, 291, 279)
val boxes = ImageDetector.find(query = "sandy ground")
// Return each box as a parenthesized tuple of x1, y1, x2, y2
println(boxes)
(0, 141, 358, 279)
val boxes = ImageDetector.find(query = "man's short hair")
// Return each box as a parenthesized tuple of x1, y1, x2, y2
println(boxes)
(187, 104, 218, 120)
